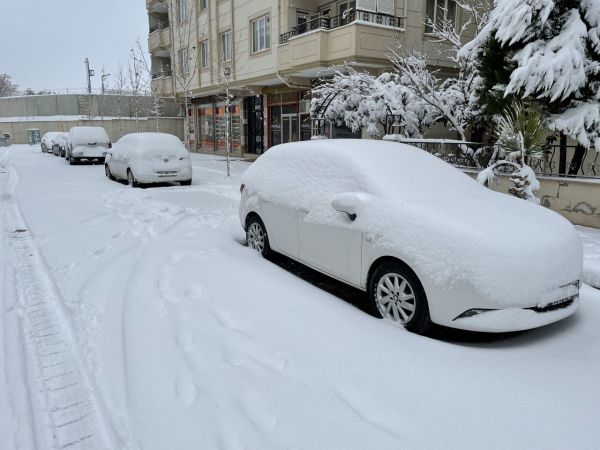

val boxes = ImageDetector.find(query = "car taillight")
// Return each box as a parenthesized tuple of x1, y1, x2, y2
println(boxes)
(240, 184, 245, 194)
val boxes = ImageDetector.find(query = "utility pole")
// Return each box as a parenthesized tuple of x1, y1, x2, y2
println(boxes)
(84, 58, 95, 124)
(101, 70, 110, 95)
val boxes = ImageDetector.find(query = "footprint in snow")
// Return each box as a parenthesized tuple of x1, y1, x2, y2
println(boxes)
(174, 376, 198, 408)
(176, 331, 194, 353)
(239, 389, 277, 433)
(184, 284, 204, 301)
(213, 309, 248, 335)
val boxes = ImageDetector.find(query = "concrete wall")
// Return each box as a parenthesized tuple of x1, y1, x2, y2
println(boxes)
(465, 170, 600, 229)
(1, 117, 184, 144)
(0, 94, 180, 118)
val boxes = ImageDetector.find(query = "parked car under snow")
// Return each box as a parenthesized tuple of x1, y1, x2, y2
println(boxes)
(239, 140, 582, 334)
(41, 132, 66, 154)
(104, 132, 192, 187)
(66, 126, 110, 165)
(51, 133, 68, 157)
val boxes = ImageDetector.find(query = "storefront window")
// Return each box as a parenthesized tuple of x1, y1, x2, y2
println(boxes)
(199, 105, 215, 151)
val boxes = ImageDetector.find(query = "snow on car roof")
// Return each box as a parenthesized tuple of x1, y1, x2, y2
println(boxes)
(118, 132, 187, 155)
(69, 127, 110, 145)
(244, 139, 482, 204)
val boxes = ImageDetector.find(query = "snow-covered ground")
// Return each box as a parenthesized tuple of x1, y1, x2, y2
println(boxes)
(1, 144, 600, 450)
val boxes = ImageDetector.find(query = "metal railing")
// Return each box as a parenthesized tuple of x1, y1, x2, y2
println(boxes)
(149, 21, 170, 33)
(151, 70, 173, 79)
(280, 9, 404, 44)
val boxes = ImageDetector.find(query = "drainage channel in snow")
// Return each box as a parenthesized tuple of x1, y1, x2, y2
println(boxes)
(2, 154, 118, 449)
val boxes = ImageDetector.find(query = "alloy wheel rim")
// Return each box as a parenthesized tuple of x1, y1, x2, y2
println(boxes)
(376, 273, 416, 324)
(247, 223, 265, 253)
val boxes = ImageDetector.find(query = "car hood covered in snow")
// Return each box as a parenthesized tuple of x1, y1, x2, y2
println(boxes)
(243, 140, 583, 308)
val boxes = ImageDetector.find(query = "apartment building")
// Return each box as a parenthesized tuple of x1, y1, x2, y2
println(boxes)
(146, 0, 464, 155)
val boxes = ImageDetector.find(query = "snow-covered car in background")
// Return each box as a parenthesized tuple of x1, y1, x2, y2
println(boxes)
(240, 140, 583, 334)
(0, 133, 11, 147)
(104, 132, 192, 187)
(51, 133, 68, 157)
(41, 132, 66, 154)
(66, 126, 110, 165)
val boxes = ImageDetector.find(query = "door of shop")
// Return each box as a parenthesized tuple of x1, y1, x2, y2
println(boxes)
(282, 114, 299, 143)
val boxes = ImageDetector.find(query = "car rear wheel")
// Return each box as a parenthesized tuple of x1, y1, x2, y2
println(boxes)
(180, 179, 192, 186)
(369, 261, 431, 334)
(69, 156, 77, 165)
(246, 216, 271, 257)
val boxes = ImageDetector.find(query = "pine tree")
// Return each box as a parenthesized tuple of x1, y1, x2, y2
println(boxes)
(465, 0, 600, 157)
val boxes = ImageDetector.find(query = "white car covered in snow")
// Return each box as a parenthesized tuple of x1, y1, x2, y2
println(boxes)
(239, 140, 582, 334)
(41, 132, 67, 154)
(104, 132, 192, 187)
(66, 126, 111, 165)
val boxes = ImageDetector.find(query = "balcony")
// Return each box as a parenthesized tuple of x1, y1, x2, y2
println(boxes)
(148, 26, 171, 54)
(280, 10, 404, 44)
(151, 75, 174, 97)
(278, 11, 405, 74)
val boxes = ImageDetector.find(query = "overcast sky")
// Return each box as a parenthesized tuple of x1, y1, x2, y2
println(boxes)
(1, 0, 149, 93)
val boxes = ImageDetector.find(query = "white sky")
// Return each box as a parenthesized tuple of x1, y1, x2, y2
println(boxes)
(1, 0, 149, 93)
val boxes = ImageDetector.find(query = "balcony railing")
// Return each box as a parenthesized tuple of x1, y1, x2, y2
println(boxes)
(149, 21, 170, 33)
(280, 9, 404, 44)
(151, 70, 173, 79)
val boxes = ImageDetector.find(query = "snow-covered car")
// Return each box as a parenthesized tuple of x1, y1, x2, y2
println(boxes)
(50, 133, 68, 157)
(41, 132, 66, 154)
(66, 126, 110, 165)
(0, 133, 11, 147)
(104, 132, 192, 187)
(239, 140, 582, 334)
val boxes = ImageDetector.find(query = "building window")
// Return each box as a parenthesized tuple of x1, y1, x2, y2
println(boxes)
(221, 31, 232, 62)
(251, 15, 270, 53)
(178, 0, 188, 22)
(425, 0, 456, 33)
(200, 41, 209, 68)
(179, 48, 189, 74)
(199, 0, 207, 11)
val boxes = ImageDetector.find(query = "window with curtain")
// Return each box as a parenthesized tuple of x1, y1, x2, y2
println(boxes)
(178, 48, 189, 74)
(200, 41, 209, 68)
(425, 0, 456, 33)
(251, 15, 270, 53)
(221, 31, 232, 62)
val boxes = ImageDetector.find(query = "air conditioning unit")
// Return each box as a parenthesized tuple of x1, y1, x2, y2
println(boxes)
(299, 99, 311, 114)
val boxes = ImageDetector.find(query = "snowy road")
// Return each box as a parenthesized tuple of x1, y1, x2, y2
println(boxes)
(2, 145, 600, 450)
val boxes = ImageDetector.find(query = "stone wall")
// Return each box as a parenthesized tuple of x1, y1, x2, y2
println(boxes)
(466, 170, 600, 229)
(1, 117, 184, 144)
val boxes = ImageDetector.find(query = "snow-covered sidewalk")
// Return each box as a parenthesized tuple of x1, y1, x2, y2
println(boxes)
(1, 145, 600, 450)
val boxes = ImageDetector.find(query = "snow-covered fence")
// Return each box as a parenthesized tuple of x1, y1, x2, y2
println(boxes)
(382, 136, 488, 168)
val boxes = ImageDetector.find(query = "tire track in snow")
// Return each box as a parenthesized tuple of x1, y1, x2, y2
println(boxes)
(1, 155, 121, 449)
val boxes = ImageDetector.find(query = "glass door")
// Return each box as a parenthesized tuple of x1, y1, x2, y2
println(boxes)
(282, 114, 299, 143)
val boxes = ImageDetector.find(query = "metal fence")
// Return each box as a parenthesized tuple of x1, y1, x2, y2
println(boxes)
(388, 138, 600, 179)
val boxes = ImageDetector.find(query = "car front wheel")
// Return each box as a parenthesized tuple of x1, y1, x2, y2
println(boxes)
(127, 169, 139, 188)
(369, 261, 431, 334)
(105, 164, 114, 180)
(246, 216, 271, 257)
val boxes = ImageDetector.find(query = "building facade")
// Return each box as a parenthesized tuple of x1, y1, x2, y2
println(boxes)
(147, 0, 465, 156)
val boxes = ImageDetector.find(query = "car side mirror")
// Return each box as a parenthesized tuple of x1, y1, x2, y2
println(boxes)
(331, 192, 368, 221)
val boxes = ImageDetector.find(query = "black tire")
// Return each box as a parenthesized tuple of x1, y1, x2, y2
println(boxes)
(180, 179, 192, 186)
(127, 169, 139, 188)
(246, 215, 271, 258)
(41, 144, 46, 153)
(368, 261, 431, 334)
(69, 156, 77, 165)
(105, 164, 115, 180)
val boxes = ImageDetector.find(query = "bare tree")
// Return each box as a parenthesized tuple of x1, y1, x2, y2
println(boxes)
(169, 0, 202, 149)
(134, 38, 165, 132)
(388, 0, 490, 153)
(128, 43, 151, 132)
(0, 74, 19, 97)
(111, 63, 129, 137)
